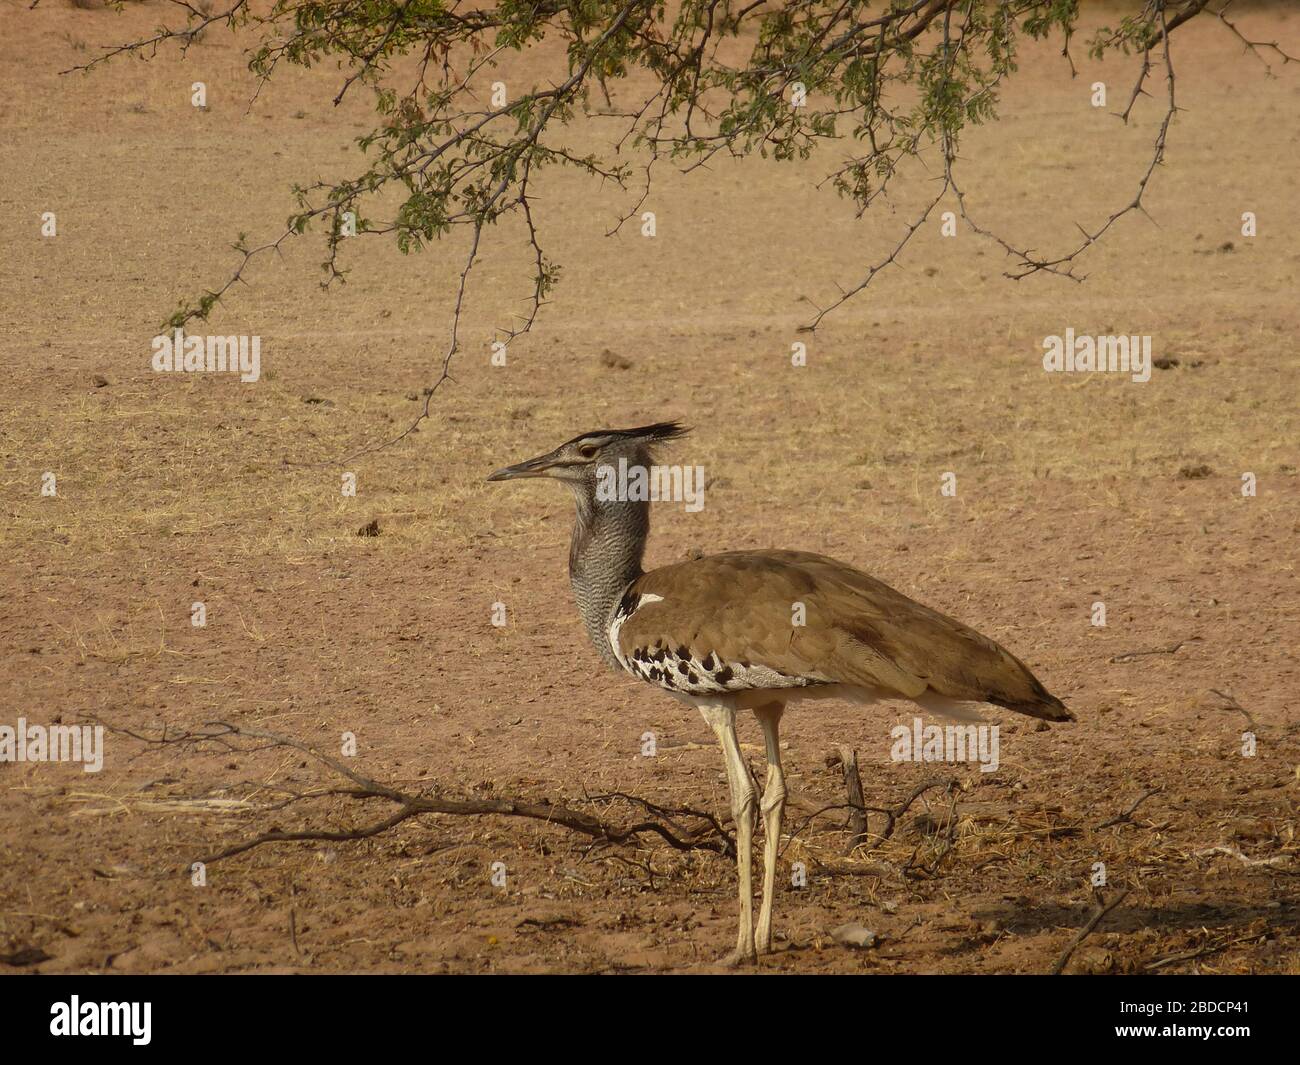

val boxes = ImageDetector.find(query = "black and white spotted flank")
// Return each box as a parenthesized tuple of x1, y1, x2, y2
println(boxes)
(607, 588, 821, 696)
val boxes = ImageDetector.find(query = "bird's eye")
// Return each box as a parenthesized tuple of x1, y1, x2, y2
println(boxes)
(578, 445, 598, 459)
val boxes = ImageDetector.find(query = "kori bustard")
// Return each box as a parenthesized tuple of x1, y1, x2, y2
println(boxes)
(489, 422, 1073, 965)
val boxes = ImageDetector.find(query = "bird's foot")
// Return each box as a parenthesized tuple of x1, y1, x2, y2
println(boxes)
(719, 944, 758, 968)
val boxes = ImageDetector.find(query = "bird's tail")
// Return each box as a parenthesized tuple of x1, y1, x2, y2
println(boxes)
(990, 690, 1075, 722)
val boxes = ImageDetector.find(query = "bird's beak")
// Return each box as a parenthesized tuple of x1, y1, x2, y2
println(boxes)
(487, 452, 556, 482)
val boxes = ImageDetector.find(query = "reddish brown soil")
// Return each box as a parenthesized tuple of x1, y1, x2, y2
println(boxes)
(1, 1, 1297, 973)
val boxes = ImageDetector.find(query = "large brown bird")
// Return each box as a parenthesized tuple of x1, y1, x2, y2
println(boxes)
(489, 421, 1073, 965)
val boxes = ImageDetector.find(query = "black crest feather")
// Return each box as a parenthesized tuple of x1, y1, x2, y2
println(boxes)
(569, 421, 691, 447)
(618, 421, 690, 443)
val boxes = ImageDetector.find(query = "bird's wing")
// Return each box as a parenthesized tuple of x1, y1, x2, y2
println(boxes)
(618, 550, 1071, 720)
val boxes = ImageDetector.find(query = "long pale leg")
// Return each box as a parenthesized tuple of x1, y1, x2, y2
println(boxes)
(699, 703, 756, 965)
(753, 704, 786, 954)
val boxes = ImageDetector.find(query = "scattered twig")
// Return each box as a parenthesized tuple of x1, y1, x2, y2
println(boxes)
(1097, 787, 1162, 829)
(1107, 642, 1190, 665)
(1207, 688, 1258, 731)
(1144, 931, 1261, 971)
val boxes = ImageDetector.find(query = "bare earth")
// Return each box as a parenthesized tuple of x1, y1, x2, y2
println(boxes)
(1, 2, 1298, 974)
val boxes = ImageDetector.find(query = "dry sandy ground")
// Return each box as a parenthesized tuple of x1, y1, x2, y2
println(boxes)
(1, 1, 1298, 974)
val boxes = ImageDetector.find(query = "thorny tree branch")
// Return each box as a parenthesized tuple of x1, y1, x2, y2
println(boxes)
(60, 0, 1290, 459)
(1212, 0, 1298, 74)
(821, 0, 1180, 331)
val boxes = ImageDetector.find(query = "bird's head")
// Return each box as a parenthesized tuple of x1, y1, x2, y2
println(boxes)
(487, 421, 690, 490)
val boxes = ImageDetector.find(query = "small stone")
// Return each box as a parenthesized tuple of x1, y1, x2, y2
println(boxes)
(830, 923, 878, 949)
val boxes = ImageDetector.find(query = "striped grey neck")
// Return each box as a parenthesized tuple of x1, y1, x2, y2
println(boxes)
(568, 487, 649, 669)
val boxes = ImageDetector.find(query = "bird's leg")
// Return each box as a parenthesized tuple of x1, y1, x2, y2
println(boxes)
(753, 704, 786, 955)
(700, 703, 756, 966)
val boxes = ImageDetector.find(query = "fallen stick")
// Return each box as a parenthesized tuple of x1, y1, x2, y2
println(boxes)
(94, 720, 737, 870)
(1049, 888, 1131, 975)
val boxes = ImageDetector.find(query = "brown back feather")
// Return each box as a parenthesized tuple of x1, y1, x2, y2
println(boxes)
(620, 550, 1072, 721)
